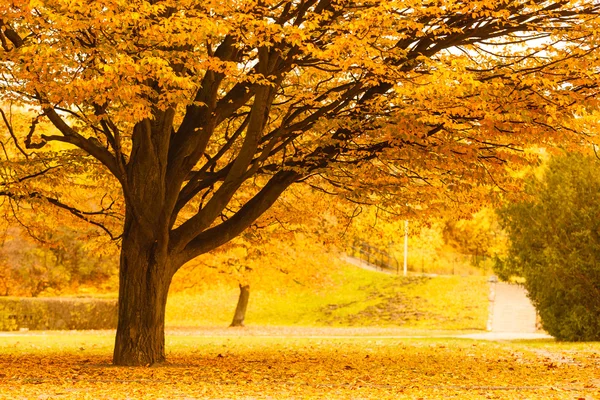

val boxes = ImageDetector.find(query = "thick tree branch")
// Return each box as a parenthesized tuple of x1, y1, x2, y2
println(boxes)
(172, 82, 275, 248)
(173, 170, 300, 265)
(41, 107, 122, 181)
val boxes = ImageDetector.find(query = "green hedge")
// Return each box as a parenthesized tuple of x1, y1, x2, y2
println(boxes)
(0, 297, 117, 331)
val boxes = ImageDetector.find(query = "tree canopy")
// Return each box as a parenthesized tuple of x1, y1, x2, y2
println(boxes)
(1, 0, 600, 365)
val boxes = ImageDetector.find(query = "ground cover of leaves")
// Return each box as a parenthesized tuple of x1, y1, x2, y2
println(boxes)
(0, 329, 598, 399)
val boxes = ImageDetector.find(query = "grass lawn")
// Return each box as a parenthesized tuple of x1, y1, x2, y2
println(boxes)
(166, 264, 489, 331)
(0, 330, 598, 399)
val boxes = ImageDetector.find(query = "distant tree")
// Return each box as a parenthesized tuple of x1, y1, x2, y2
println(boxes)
(497, 153, 600, 341)
(230, 283, 251, 327)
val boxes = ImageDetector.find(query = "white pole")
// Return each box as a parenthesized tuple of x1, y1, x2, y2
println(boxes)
(403, 220, 408, 276)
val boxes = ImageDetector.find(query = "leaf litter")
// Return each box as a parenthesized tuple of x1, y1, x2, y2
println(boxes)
(0, 330, 599, 399)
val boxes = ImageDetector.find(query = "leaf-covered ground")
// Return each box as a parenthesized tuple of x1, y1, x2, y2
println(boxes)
(0, 329, 598, 399)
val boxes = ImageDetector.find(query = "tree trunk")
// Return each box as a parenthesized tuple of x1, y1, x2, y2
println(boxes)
(230, 284, 250, 327)
(113, 223, 174, 366)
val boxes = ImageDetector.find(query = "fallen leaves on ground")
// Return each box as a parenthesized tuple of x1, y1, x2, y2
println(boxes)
(0, 330, 598, 399)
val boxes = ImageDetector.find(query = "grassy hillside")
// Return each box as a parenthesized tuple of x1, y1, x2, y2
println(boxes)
(166, 262, 489, 331)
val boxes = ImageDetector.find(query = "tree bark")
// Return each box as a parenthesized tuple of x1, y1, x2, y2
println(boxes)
(112, 220, 175, 366)
(230, 284, 250, 327)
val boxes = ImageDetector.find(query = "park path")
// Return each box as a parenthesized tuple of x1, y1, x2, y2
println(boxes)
(343, 256, 547, 339)
(488, 281, 539, 333)
(341, 255, 396, 274)
(463, 281, 551, 340)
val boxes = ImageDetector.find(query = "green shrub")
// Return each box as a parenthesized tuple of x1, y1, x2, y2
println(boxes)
(0, 297, 117, 331)
(497, 153, 600, 341)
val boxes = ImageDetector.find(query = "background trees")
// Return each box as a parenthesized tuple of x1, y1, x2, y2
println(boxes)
(497, 153, 600, 341)
(1, 1, 600, 364)
(0, 107, 120, 296)
(442, 208, 506, 268)
(0, 224, 118, 297)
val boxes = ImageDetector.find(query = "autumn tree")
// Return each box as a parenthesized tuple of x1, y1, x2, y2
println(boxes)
(1, 0, 600, 365)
